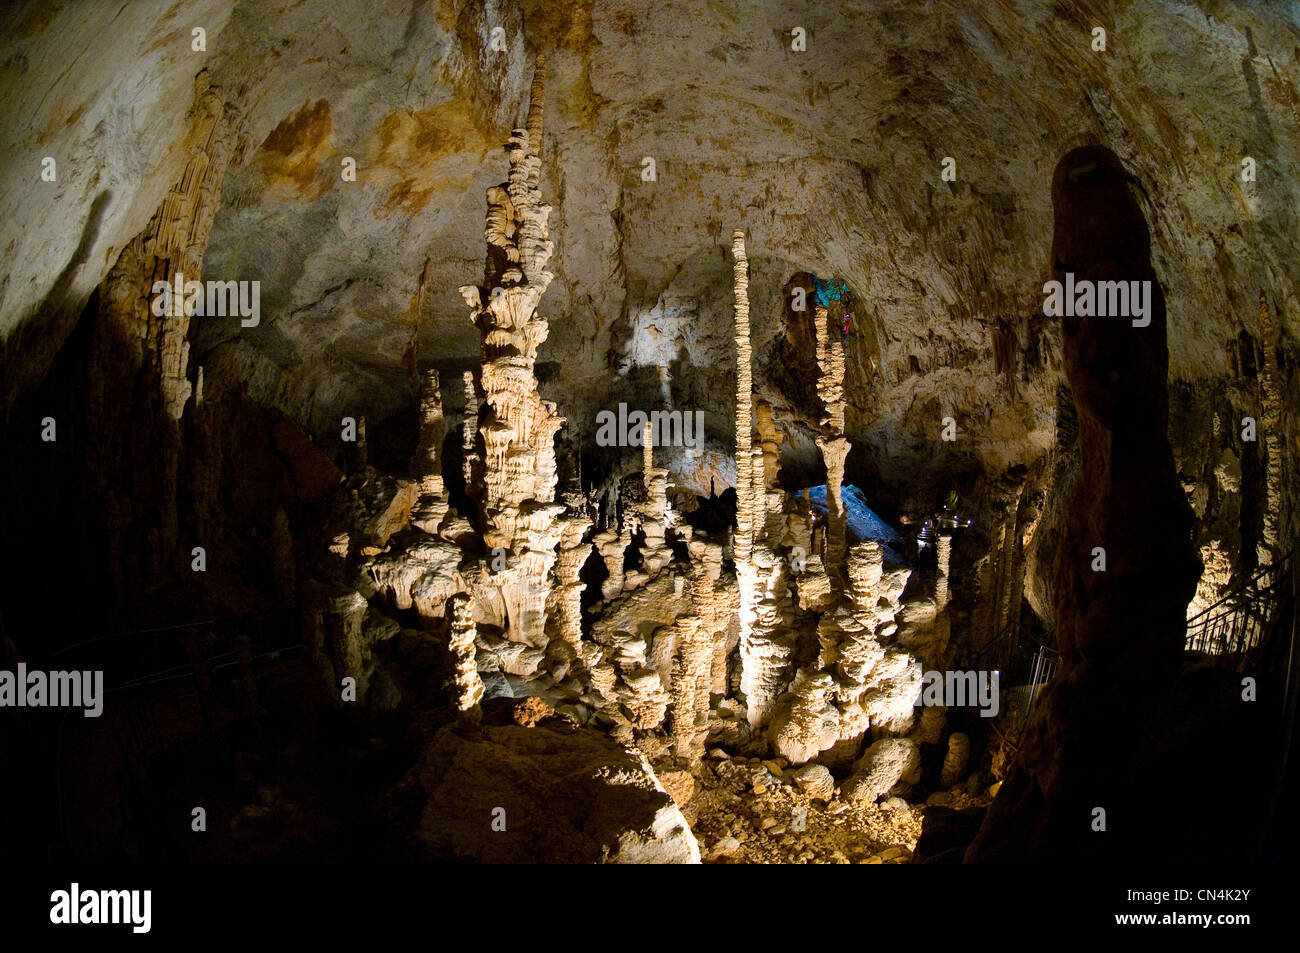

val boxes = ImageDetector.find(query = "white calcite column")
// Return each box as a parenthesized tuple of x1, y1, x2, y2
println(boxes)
(935, 533, 953, 609)
(458, 58, 566, 648)
(447, 593, 484, 716)
(462, 371, 480, 495)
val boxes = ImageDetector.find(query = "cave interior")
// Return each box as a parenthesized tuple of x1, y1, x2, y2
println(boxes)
(0, 0, 1297, 865)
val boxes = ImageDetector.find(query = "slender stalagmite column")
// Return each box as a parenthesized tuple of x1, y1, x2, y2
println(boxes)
(555, 505, 593, 650)
(670, 612, 711, 763)
(994, 493, 1023, 635)
(751, 447, 767, 545)
(814, 300, 849, 589)
(733, 231, 755, 567)
(462, 371, 480, 494)
(412, 369, 444, 487)
(935, 533, 953, 609)
(356, 416, 369, 469)
(411, 368, 449, 533)
(593, 527, 627, 600)
(814, 300, 846, 433)
(733, 232, 757, 714)
(641, 419, 672, 574)
(697, 542, 729, 694)
(756, 402, 786, 542)
(732, 230, 787, 726)
(447, 593, 484, 718)
(526, 54, 546, 157)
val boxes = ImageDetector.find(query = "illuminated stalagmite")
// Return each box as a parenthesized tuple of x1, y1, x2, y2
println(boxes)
(756, 402, 786, 542)
(732, 232, 755, 570)
(814, 300, 849, 586)
(640, 424, 672, 576)
(1257, 292, 1286, 558)
(669, 611, 711, 762)
(593, 525, 629, 601)
(732, 230, 785, 728)
(447, 592, 484, 715)
(768, 288, 921, 764)
(462, 371, 480, 493)
(459, 56, 566, 649)
(934, 533, 953, 609)
(554, 501, 593, 650)
(315, 110, 927, 792)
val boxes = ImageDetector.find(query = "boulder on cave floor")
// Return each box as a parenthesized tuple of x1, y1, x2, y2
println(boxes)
(388, 712, 701, 863)
(841, 737, 922, 805)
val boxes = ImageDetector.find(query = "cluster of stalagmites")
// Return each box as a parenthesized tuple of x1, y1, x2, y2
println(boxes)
(306, 61, 968, 812)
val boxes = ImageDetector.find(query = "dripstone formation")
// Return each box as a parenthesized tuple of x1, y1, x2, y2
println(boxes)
(967, 147, 1204, 862)
(5, 0, 1296, 867)
(304, 60, 972, 855)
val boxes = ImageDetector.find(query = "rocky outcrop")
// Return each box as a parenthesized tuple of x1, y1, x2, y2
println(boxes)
(391, 708, 701, 863)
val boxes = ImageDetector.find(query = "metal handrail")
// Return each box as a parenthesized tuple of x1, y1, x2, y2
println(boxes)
(1010, 550, 1297, 746)
(1185, 550, 1293, 656)
(44, 609, 295, 660)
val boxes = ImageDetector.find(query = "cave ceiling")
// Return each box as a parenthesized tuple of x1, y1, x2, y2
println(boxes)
(2, 0, 1297, 501)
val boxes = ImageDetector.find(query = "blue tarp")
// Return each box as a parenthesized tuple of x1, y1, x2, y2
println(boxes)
(814, 276, 854, 334)
(814, 277, 847, 307)
(805, 484, 907, 566)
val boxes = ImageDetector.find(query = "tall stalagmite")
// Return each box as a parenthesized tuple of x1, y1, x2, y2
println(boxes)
(814, 300, 849, 588)
(641, 417, 672, 575)
(935, 533, 953, 609)
(732, 230, 756, 568)
(1257, 291, 1285, 558)
(462, 371, 480, 495)
(732, 230, 776, 727)
(459, 58, 565, 649)
(411, 368, 449, 534)
(555, 501, 593, 651)
(968, 145, 1201, 862)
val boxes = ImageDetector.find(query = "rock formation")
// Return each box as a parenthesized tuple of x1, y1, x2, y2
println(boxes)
(390, 700, 700, 864)
(730, 231, 800, 735)
(458, 57, 566, 651)
(967, 146, 1202, 862)
(448, 592, 484, 716)
(411, 369, 450, 534)
(4, 0, 1296, 868)
(89, 71, 242, 593)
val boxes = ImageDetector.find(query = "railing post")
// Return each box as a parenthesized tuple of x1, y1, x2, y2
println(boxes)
(184, 624, 219, 740)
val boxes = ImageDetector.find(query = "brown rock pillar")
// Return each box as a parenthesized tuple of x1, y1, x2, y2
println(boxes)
(967, 146, 1200, 862)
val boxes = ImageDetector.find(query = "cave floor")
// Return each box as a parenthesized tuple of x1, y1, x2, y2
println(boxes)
(682, 756, 991, 864)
